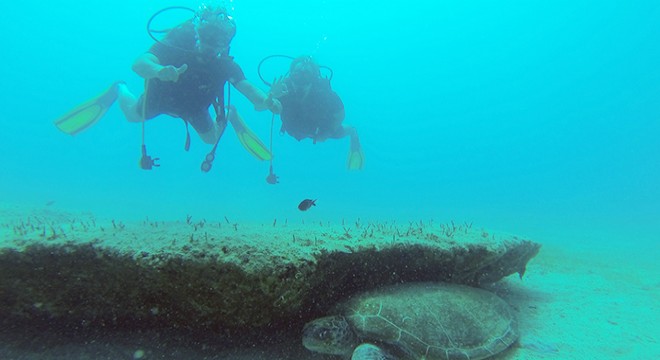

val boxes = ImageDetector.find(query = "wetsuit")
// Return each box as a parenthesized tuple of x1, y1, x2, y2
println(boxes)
(138, 21, 245, 134)
(278, 77, 344, 141)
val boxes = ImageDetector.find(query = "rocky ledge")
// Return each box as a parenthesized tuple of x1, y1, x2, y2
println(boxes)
(0, 210, 540, 337)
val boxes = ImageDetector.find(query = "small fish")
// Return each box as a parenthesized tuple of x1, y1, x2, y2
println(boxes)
(298, 199, 317, 211)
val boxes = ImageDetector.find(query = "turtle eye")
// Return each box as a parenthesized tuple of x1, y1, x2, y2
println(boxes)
(318, 330, 328, 340)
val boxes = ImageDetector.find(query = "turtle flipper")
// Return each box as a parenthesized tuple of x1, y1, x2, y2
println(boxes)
(351, 344, 396, 360)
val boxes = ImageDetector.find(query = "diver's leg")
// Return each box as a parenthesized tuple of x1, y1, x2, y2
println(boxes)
(318, 125, 362, 152)
(345, 126, 361, 151)
(191, 110, 224, 145)
(198, 127, 220, 144)
(327, 125, 359, 144)
(343, 126, 364, 170)
(117, 83, 143, 122)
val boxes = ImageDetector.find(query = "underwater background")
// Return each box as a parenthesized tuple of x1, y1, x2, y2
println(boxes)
(1, 0, 658, 248)
(1, 1, 659, 359)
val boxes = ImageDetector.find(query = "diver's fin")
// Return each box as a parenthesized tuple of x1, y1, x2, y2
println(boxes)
(347, 135, 364, 170)
(347, 147, 365, 170)
(54, 82, 120, 135)
(227, 107, 272, 161)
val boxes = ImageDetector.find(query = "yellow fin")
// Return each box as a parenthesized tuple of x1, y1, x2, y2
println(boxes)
(227, 108, 272, 161)
(54, 83, 119, 135)
(347, 147, 365, 170)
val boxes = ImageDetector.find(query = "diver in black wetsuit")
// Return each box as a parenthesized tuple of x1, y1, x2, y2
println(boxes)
(267, 56, 364, 169)
(117, 4, 281, 144)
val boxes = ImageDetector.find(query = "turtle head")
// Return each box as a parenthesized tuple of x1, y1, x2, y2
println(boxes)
(302, 315, 358, 356)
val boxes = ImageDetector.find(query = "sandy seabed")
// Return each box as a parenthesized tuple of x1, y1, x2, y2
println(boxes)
(496, 241, 659, 359)
(0, 205, 658, 359)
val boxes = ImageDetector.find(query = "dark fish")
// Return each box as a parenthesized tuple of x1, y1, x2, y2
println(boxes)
(298, 199, 317, 211)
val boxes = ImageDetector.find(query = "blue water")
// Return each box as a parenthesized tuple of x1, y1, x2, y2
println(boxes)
(1, 0, 658, 246)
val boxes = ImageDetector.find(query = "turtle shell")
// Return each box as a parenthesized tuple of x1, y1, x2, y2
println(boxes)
(340, 283, 518, 360)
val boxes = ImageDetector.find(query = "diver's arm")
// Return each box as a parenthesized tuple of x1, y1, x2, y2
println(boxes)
(132, 53, 187, 82)
(234, 79, 282, 114)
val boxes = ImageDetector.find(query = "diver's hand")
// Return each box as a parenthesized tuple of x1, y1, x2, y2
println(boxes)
(261, 93, 282, 114)
(157, 64, 188, 82)
(269, 76, 288, 98)
(270, 98, 282, 114)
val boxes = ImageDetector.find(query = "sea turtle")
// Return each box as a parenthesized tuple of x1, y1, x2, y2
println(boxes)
(302, 282, 518, 360)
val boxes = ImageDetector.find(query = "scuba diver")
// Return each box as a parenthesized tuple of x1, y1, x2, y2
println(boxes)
(117, 3, 281, 144)
(265, 55, 364, 170)
(54, 3, 281, 170)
